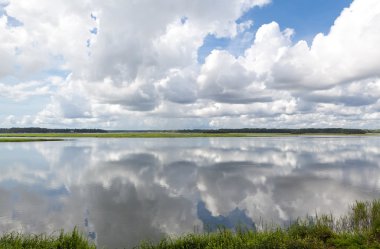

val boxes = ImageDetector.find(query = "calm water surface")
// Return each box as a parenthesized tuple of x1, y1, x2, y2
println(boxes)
(0, 136, 380, 248)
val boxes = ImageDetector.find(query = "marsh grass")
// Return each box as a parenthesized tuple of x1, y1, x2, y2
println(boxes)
(0, 228, 95, 249)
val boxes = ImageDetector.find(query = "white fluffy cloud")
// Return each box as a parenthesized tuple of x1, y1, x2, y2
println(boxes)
(271, 0, 380, 90)
(0, 0, 379, 128)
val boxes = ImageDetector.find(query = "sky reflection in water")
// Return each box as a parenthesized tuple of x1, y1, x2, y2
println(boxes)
(0, 137, 379, 248)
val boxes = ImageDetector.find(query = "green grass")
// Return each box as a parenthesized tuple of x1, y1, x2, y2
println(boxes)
(0, 138, 64, 142)
(0, 228, 95, 249)
(2, 200, 380, 248)
(0, 132, 377, 139)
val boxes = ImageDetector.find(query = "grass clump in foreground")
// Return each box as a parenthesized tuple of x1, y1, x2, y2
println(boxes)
(0, 228, 95, 249)
(138, 200, 380, 249)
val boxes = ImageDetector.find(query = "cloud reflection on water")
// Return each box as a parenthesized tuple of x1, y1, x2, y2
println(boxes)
(0, 137, 379, 248)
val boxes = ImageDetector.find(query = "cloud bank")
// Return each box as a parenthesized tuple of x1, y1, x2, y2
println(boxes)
(0, 0, 379, 129)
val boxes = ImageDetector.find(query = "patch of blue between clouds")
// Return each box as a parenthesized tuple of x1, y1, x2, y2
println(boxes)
(0, 5, 4, 16)
(6, 14, 23, 27)
(0, 67, 69, 85)
(197, 0, 353, 63)
(89, 27, 97, 35)
(180, 16, 188, 24)
(198, 35, 230, 63)
(0, 3, 23, 27)
(90, 12, 97, 20)
(44, 67, 71, 80)
(88, 13, 98, 48)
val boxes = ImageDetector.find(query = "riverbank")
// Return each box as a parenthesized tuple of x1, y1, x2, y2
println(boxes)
(1, 200, 380, 248)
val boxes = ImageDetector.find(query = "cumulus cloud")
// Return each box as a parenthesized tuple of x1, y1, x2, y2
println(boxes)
(0, 0, 380, 128)
(271, 0, 380, 90)
(158, 69, 198, 104)
(198, 50, 264, 104)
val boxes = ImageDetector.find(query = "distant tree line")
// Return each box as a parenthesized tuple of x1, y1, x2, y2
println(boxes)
(368, 129, 380, 133)
(0, 127, 107, 133)
(177, 128, 368, 134)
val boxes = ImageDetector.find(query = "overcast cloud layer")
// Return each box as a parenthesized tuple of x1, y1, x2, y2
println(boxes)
(0, 0, 379, 129)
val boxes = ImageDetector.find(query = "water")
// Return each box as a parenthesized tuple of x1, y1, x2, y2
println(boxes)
(0, 136, 379, 248)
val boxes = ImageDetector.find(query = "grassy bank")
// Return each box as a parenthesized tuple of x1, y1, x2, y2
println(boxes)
(0, 138, 64, 142)
(1, 200, 380, 248)
(0, 132, 378, 138)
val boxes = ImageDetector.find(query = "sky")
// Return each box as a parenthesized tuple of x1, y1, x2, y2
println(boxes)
(0, 0, 379, 130)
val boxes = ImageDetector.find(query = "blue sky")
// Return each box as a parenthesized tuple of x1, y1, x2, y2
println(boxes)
(242, 0, 353, 42)
(198, 0, 353, 62)
(1, 0, 379, 129)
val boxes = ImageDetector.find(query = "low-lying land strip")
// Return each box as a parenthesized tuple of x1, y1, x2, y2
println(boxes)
(0, 138, 64, 142)
(1, 200, 380, 248)
(0, 127, 378, 139)
(0, 132, 294, 138)
(0, 132, 378, 139)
